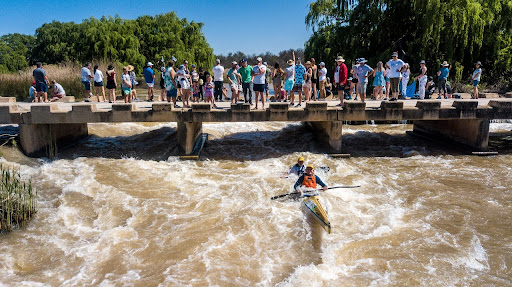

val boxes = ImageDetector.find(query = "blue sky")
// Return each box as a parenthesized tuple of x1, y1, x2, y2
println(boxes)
(0, 0, 313, 55)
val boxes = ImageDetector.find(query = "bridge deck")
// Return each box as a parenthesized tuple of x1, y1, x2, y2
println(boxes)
(1, 98, 511, 124)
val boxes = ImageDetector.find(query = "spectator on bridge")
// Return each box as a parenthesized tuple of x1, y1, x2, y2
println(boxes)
(33, 62, 49, 102)
(29, 81, 36, 102)
(325, 77, 333, 98)
(272, 63, 285, 101)
(212, 59, 225, 102)
(311, 58, 318, 102)
(385, 52, 405, 101)
(318, 62, 328, 100)
(164, 61, 178, 107)
(50, 80, 66, 102)
(290, 52, 306, 107)
(284, 57, 295, 103)
(106, 65, 117, 103)
(121, 67, 132, 103)
(177, 64, 191, 107)
(414, 60, 428, 100)
(334, 56, 348, 106)
(384, 66, 391, 100)
(81, 63, 94, 102)
(93, 65, 106, 102)
(472, 61, 482, 99)
(264, 62, 272, 101)
(401, 63, 410, 98)
(437, 61, 450, 99)
(349, 60, 359, 100)
(304, 61, 313, 102)
(204, 75, 215, 108)
(238, 58, 253, 105)
(198, 67, 210, 101)
(159, 66, 166, 102)
(144, 62, 155, 101)
(127, 65, 139, 101)
(372, 61, 385, 100)
(228, 61, 241, 104)
(356, 58, 374, 103)
(252, 57, 267, 110)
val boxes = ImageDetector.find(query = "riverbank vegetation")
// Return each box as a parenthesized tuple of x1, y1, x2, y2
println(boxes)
(305, 0, 512, 92)
(0, 165, 37, 233)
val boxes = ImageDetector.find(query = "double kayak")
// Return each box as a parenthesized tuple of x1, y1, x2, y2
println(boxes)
(303, 195, 331, 234)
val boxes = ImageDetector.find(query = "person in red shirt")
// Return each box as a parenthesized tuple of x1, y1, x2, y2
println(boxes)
(334, 56, 348, 107)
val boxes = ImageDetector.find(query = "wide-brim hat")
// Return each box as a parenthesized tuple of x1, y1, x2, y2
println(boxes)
(287, 59, 294, 65)
(107, 64, 114, 70)
(442, 61, 450, 67)
(335, 56, 345, 62)
(419, 60, 426, 64)
(232, 61, 238, 65)
(475, 61, 482, 66)
(358, 58, 367, 63)
(305, 61, 312, 65)
(127, 65, 134, 71)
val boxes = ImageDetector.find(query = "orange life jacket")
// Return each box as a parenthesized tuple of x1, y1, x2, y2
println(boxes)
(302, 175, 317, 188)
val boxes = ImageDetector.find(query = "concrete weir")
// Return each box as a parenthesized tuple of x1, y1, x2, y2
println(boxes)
(0, 99, 511, 157)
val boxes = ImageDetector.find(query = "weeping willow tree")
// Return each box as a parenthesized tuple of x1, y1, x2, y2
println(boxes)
(0, 165, 37, 233)
(305, 0, 512, 87)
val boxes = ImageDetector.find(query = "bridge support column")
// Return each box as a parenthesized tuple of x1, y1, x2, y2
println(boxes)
(177, 121, 202, 155)
(413, 119, 489, 151)
(307, 121, 343, 152)
(19, 123, 88, 157)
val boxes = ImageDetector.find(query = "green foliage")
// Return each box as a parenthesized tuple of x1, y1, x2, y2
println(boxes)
(305, 0, 512, 88)
(0, 12, 214, 73)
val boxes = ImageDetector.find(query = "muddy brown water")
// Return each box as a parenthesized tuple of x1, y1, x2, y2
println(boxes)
(0, 121, 511, 286)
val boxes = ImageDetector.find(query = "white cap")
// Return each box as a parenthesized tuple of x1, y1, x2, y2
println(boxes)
(257, 57, 263, 62)
(216, 59, 221, 64)
(147, 62, 153, 66)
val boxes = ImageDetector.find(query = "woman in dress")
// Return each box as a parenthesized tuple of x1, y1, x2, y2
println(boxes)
(272, 63, 285, 101)
(105, 65, 117, 103)
(372, 61, 385, 100)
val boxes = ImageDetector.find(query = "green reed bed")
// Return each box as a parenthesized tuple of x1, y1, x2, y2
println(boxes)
(0, 165, 37, 233)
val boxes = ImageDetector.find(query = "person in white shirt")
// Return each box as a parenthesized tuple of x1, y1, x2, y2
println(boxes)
(93, 65, 106, 102)
(385, 52, 405, 101)
(414, 60, 428, 100)
(318, 62, 328, 99)
(212, 59, 225, 101)
(401, 63, 410, 98)
(472, 61, 482, 99)
(50, 80, 66, 102)
(252, 57, 267, 110)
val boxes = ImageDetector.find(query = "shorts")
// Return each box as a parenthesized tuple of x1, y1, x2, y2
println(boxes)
(94, 81, 103, 87)
(336, 84, 346, 92)
(177, 82, 181, 89)
(82, 81, 91, 91)
(180, 79, 190, 90)
(230, 83, 238, 91)
(385, 77, 390, 83)
(473, 80, 480, 87)
(35, 82, 48, 93)
(193, 93, 199, 98)
(284, 79, 294, 91)
(166, 89, 178, 98)
(390, 78, 400, 93)
(106, 80, 116, 89)
(147, 82, 154, 88)
(122, 87, 132, 96)
(311, 78, 317, 84)
(292, 83, 303, 92)
(238, 84, 243, 92)
(351, 78, 359, 84)
(303, 80, 312, 89)
(254, 83, 265, 92)
(357, 82, 368, 93)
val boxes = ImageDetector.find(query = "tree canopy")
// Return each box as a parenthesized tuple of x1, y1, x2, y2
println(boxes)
(305, 0, 512, 86)
(0, 12, 215, 73)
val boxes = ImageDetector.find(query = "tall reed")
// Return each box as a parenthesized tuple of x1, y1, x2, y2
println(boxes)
(0, 165, 37, 233)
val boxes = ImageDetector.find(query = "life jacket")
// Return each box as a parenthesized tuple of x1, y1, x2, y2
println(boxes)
(302, 175, 317, 188)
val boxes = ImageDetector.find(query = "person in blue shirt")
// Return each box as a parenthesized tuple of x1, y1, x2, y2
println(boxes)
(437, 61, 450, 99)
(143, 62, 155, 101)
(294, 165, 328, 194)
(356, 58, 374, 102)
(472, 61, 482, 99)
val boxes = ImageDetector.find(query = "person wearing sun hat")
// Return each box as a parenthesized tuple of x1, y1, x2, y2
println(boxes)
(356, 58, 374, 102)
(284, 53, 296, 103)
(144, 62, 155, 101)
(288, 156, 306, 176)
(414, 60, 428, 100)
(472, 61, 482, 99)
(334, 56, 348, 106)
(294, 164, 328, 193)
(437, 61, 450, 99)
(385, 52, 405, 101)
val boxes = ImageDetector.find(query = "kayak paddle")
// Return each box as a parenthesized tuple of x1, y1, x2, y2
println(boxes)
(270, 185, 361, 200)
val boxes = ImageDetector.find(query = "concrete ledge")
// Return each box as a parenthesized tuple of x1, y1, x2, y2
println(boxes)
(416, 101, 441, 119)
(452, 100, 478, 118)
(380, 101, 404, 120)
(504, 92, 512, 98)
(192, 103, 211, 113)
(72, 104, 98, 113)
(152, 103, 172, 112)
(0, 104, 21, 123)
(453, 93, 472, 99)
(0, 97, 16, 103)
(343, 102, 366, 121)
(480, 93, 500, 99)
(489, 99, 512, 119)
(269, 102, 289, 112)
(112, 103, 136, 111)
(56, 96, 75, 102)
(231, 103, 251, 113)
(306, 101, 328, 111)
(89, 96, 107, 102)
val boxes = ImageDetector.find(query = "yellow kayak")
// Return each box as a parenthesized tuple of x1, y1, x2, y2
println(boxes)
(303, 195, 331, 234)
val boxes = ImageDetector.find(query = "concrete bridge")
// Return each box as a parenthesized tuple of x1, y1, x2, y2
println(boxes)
(1, 98, 511, 157)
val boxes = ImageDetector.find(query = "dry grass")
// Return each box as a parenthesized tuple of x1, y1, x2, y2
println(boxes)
(0, 61, 153, 101)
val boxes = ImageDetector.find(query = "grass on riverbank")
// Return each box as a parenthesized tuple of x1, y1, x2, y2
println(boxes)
(0, 165, 36, 233)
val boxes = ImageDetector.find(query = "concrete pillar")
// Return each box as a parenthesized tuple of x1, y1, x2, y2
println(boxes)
(413, 119, 489, 151)
(18, 123, 88, 157)
(307, 121, 343, 152)
(177, 121, 202, 155)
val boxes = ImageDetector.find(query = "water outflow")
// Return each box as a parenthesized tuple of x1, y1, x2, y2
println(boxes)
(0, 122, 511, 286)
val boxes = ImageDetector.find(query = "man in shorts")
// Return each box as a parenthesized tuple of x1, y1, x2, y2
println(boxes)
(290, 56, 306, 107)
(81, 62, 94, 102)
(32, 62, 49, 102)
(238, 58, 253, 105)
(355, 58, 374, 102)
(252, 57, 267, 110)
(143, 62, 155, 101)
(385, 52, 405, 101)
(334, 56, 348, 107)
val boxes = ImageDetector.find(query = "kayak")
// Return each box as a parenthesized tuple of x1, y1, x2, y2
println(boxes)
(303, 195, 331, 234)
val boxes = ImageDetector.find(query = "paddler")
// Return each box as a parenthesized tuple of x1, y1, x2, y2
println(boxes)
(288, 156, 306, 176)
(294, 165, 327, 194)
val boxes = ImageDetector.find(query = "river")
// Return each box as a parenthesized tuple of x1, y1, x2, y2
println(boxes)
(0, 121, 511, 286)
